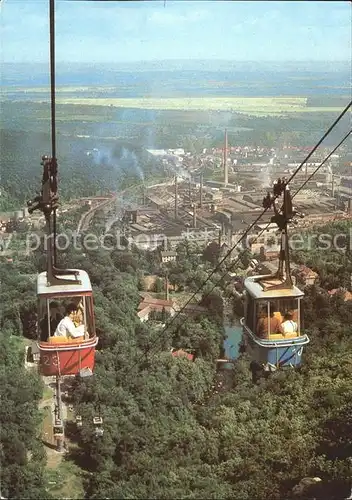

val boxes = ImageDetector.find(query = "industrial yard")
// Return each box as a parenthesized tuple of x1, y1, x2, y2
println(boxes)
(1, 131, 351, 258)
(95, 132, 352, 255)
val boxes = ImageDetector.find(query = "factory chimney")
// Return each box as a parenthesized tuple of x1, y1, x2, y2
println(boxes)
(174, 175, 178, 218)
(189, 178, 192, 205)
(331, 175, 335, 198)
(165, 273, 169, 302)
(227, 226, 233, 246)
(224, 129, 228, 185)
(192, 203, 197, 228)
(199, 172, 203, 208)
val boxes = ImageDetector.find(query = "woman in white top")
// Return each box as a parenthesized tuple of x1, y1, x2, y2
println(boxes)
(281, 311, 298, 334)
(54, 303, 85, 338)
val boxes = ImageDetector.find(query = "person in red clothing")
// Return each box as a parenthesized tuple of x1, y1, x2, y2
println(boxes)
(256, 302, 283, 338)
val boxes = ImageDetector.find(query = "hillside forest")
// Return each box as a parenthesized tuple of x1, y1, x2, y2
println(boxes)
(2, 99, 350, 211)
(1, 213, 352, 499)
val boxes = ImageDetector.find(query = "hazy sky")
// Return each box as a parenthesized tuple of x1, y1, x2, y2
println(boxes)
(1, 0, 351, 63)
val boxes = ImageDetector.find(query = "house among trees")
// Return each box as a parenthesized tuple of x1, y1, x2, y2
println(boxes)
(328, 288, 352, 301)
(137, 294, 176, 322)
(160, 250, 177, 263)
(170, 348, 195, 361)
(293, 265, 319, 286)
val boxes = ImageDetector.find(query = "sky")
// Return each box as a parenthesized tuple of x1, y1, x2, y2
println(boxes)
(0, 0, 351, 63)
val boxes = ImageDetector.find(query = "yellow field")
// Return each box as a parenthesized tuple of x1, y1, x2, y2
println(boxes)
(2, 88, 344, 115)
(49, 96, 342, 115)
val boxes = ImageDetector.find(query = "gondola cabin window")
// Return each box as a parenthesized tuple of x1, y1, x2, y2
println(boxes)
(253, 297, 301, 339)
(38, 295, 95, 343)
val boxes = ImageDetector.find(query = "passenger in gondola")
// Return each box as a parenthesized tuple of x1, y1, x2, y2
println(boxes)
(39, 301, 62, 341)
(281, 311, 298, 334)
(53, 303, 85, 339)
(256, 302, 283, 338)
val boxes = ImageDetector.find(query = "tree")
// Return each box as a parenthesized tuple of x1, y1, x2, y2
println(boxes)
(203, 241, 220, 266)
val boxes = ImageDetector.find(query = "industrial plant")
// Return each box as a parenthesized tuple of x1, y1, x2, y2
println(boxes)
(98, 130, 352, 255)
(1, 131, 351, 260)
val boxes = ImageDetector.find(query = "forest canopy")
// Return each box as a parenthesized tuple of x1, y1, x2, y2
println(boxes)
(1, 213, 352, 499)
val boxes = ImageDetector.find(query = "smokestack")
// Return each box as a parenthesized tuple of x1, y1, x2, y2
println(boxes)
(332, 175, 335, 197)
(224, 129, 228, 185)
(174, 176, 178, 218)
(165, 273, 169, 301)
(189, 178, 192, 204)
(200, 173, 203, 208)
(227, 226, 233, 246)
(193, 204, 197, 228)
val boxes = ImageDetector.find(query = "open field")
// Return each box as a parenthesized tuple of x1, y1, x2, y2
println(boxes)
(43, 96, 344, 116)
(2, 92, 347, 116)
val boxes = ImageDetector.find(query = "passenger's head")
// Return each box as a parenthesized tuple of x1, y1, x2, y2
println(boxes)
(65, 303, 78, 318)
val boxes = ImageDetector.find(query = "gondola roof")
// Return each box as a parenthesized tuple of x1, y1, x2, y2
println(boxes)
(37, 269, 92, 295)
(244, 275, 304, 300)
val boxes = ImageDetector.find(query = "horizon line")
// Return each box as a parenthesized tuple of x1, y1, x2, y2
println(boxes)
(2, 59, 351, 64)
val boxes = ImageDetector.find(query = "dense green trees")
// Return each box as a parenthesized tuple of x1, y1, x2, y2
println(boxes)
(0, 127, 166, 211)
(0, 335, 47, 499)
(292, 221, 352, 290)
(1, 213, 352, 499)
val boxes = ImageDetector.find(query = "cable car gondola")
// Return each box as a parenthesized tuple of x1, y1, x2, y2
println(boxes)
(240, 178, 310, 372)
(28, 155, 99, 377)
(25, 0, 98, 378)
(28, 157, 98, 377)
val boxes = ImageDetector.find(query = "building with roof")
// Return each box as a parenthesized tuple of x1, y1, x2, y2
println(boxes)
(160, 250, 177, 263)
(328, 288, 352, 301)
(171, 348, 194, 361)
(137, 294, 177, 322)
(137, 305, 151, 322)
(293, 265, 319, 286)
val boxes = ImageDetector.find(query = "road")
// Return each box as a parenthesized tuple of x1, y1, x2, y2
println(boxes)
(77, 197, 116, 234)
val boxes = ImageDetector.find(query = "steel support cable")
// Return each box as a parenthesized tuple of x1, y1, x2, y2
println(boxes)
(126, 125, 351, 372)
(49, 0, 58, 265)
(49, 0, 56, 159)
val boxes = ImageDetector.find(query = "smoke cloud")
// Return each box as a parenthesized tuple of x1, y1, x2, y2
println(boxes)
(89, 144, 145, 182)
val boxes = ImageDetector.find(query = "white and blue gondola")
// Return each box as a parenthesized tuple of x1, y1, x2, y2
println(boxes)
(241, 274, 310, 371)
